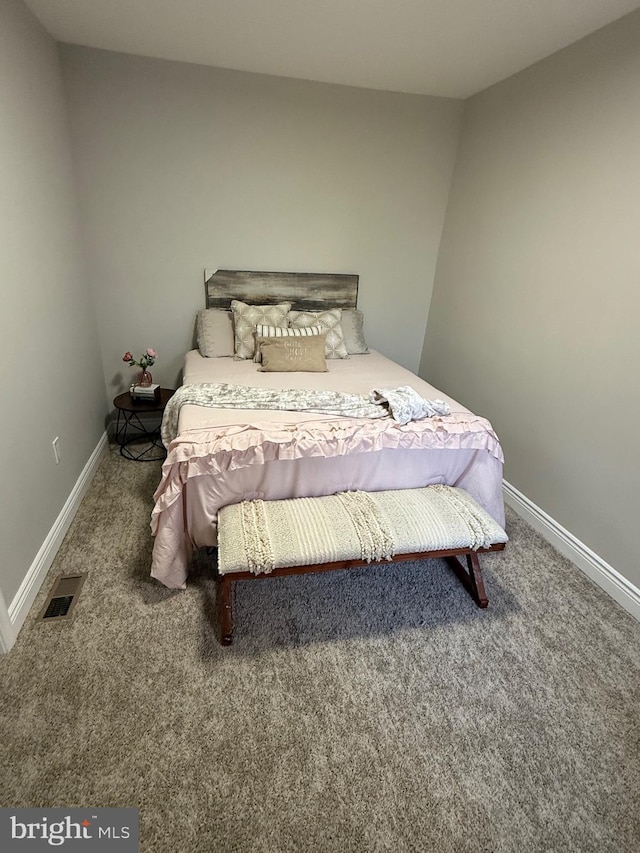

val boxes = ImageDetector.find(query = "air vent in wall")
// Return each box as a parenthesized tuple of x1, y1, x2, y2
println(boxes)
(39, 573, 87, 622)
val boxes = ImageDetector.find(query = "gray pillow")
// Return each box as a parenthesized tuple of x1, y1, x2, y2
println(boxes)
(196, 309, 235, 357)
(340, 308, 369, 354)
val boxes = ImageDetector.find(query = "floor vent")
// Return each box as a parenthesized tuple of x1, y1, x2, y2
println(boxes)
(40, 573, 87, 622)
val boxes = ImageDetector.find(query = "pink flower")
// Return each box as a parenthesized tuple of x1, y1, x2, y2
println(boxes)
(122, 348, 156, 370)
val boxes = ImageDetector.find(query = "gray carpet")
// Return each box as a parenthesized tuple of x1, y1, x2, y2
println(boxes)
(1, 444, 639, 852)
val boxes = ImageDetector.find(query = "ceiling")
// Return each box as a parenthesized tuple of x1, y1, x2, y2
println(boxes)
(24, 0, 640, 99)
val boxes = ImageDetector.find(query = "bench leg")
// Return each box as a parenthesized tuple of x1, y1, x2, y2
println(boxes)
(218, 576, 234, 646)
(444, 552, 489, 608)
(467, 551, 489, 608)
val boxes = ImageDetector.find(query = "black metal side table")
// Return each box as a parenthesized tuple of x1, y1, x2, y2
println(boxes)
(113, 388, 175, 461)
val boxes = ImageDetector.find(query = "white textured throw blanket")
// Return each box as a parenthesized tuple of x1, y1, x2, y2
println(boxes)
(161, 383, 450, 446)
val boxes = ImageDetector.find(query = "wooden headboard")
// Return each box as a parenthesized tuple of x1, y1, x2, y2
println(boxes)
(204, 269, 359, 311)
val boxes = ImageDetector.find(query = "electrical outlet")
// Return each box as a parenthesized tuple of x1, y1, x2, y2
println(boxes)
(52, 436, 61, 465)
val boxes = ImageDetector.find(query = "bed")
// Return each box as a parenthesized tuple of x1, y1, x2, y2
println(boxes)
(150, 270, 505, 590)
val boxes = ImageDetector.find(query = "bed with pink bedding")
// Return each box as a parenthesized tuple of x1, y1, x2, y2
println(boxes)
(150, 270, 505, 589)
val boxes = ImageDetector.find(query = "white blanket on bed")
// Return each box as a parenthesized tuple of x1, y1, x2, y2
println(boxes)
(161, 383, 450, 446)
(369, 386, 451, 426)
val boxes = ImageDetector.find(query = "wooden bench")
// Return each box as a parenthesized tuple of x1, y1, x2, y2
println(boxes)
(216, 485, 507, 645)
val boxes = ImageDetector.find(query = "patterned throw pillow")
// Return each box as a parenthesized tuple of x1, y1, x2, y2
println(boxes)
(253, 324, 323, 362)
(196, 309, 235, 357)
(340, 308, 370, 355)
(288, 308, 349, 359)
(230, 300, 291, 360)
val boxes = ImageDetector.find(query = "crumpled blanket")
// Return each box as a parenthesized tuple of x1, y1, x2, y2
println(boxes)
(161, 383, 450, 446)
(369, 385, 450, 426)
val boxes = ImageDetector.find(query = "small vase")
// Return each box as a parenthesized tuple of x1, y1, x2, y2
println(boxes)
(136, 369, 153, 387)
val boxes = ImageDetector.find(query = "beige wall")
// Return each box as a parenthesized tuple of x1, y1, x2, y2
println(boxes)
(421, 11, 640, 588)
(0, 1, 107, 605)
(59, 46, 463, 389)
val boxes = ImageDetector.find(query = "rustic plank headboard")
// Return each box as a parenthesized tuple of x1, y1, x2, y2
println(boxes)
(204, 269, 359, 311)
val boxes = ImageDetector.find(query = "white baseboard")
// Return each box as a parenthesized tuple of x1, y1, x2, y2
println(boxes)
(0, 588, 15, 653)
(503, 480, 640, 622)
(3, 460, 635, 650)
(1, 432, 109, 652)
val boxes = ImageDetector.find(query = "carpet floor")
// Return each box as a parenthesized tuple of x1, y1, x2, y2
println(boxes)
(1, 444, 639, 852)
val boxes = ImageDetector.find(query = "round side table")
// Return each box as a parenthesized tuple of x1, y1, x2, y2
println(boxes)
(113, 388, 175, 461)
